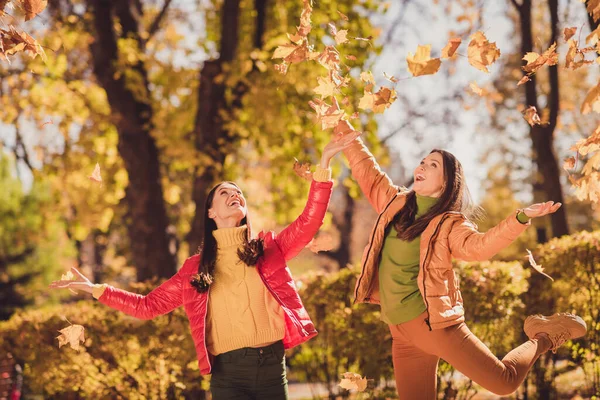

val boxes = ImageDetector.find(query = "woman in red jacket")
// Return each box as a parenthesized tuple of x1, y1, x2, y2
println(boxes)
(50, 131, 360, 400)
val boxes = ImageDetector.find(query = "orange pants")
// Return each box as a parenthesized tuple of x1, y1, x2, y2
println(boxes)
(389, 312, 550, 399)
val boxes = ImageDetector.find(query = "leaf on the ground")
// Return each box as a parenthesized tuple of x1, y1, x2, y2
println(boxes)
(314, 76, 336, 99)
(20, 0, 48, 21)
(522, 106, 541, 126)
(89, 162, 103, 185)
(564, 27, 577, 41)
(563, 156, 576, 171)
(57, 324, 86, 350)
(587, 0, 600, 23)
(293, 159, 313, 182)
(334, 29, 349, 45)
(470, 82, 484, 96)
(522, 42, 558, 74)
(339, 372, 368, 392)
(306, 233, 334, 253)
(406, 44, 441, 77)
(525, 249, 554, 281)
(441, 37, 461, 58)
(565, 39, 594, 70)
(467, 31, 501, 73)
(581, 82, 600, 114)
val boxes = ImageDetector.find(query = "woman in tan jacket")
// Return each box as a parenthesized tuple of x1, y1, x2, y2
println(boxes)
(340, 127, 587, 398)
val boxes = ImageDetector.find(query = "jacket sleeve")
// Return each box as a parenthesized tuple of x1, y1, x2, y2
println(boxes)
(448, 212, 530, 262)
(275, 179, 333, 261)
(96, 269, 184, 320)
(343, 138, 400, 213)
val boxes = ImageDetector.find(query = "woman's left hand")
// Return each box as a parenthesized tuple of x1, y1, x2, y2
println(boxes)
(320, 130, 362, 168)
(523, 201, 562, 218)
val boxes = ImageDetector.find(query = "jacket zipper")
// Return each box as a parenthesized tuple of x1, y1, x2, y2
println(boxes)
(354, 194, 399, 303)
(202, 288, 211, 370)
(257, 263, 309, 336)
(421, 214, 452, 331)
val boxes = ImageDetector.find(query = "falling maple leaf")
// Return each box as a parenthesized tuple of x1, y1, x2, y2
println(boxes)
(467, 31, 501, 73)
(306, 233, 334, 253)
(339, 372, 368, 392)
(314, 76, 336, 99)
(581, 82, 600, 114)
(293, 159, 313, 182)
(469, 82, 484, 96)
(316, 46, 340, 70)
(372, 87, 397, 113)
(441, 37, 462, 58)
(309, 98, 345, 130)
(359, 70, 375, 84)
(587, 0, 600, 23)
(564, 27, 577, 41)
(297, 0, 313, 37)
(383, 72, 399, 83)
(346, 55, 357, 61)
(60, 270, 78, 294)
(517, 75, 531, 86)
(563, 156, 576, 171)
(89, 162, 102, 185)
(334, 29, 349, 45)
(274, 62, 288, 75)
(0, 26, 46, 61)
(525, 249, 554, 281)
(20, 0, 48, 21)
(406, 44, 441, 77)
(587, 25, 600, 45)
(337, 10, 349, 21)
(57, 324, 86, 350)
(522, 106, 541, 126)
(565, 39, 595, 70)
(521, 42, 558, 74)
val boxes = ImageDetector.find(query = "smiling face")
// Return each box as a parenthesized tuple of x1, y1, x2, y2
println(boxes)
(208, 182, 247, 228)
(413, 152, 446, 198)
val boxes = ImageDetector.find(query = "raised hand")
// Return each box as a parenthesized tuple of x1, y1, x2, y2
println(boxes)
(49, 267, 95, 294)
(320, 129, 362, 169)
(523, 201, 562, 218)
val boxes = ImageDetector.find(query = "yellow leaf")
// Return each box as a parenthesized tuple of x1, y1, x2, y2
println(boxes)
(339, 372, 368, 392)
(586, 25, 600, 45)
(337, 10, 349, 21)
(470, 82, 484, 96)
(525, 249, 554, 281)
(372, 87, 397, 113)
(272, 44, 299, 60)
(335, 30, 349, 45)
(441, 37, 461, 58)
(358, 92, 376, 111)
(360, 71, 375, 84)
(406, 44, 441, 77)
(89, 162, 103, 185)
(467, 31, 501, 73)
(587, 0, 600, 23)
(581, 82, 600, 114)
(57, 324, 86, 350)
(314, 76, 336, 99)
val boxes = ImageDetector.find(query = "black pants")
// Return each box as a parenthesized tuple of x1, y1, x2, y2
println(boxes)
(210, 340, 288, 400)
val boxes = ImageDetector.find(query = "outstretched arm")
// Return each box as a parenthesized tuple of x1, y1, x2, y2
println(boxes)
(449, 201, 561, 262)
(50, 265, 184, 320)
(276, 131, 360, 261)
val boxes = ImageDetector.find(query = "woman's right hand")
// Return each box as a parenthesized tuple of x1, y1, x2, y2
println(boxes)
(49, 267, 95, 294)
(320, 129, 361, 169)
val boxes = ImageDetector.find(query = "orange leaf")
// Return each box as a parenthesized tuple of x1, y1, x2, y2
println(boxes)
(372, 86, 397, 113)
(581, 82, 600, 114)
(337, 10, 349, 21)
(317, 46, 340, 70)
(564, 27, 577, 41)
(306, 233, 334, 253)
(525, 249, 554, 281)
(522, 106, 541, 126)
(346, 55, 357, 61)
(89, 162, 103, 185)
(563, 156, 576, 171)
(20, 0, 47, 21)
(406, 44, 441, 77)
(587, 0, 600, 23)
(522, 42, 558, 74)
(565, 39, 594, 70)
(467, 31, 501, 73)
(57, 324, 86, 350)
(517, 75, 531, 86)
(441, 37, 461, 58)
(469, 82, 484, 96)
(293, 159, 313, 182)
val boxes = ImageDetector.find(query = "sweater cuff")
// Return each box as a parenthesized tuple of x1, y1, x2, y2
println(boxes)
(92, 283, 108, 299)
(313, 165, 332, 182)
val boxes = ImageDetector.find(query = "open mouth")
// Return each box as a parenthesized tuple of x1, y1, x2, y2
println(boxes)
(229, 199, 242, 207)
(415, 174, 426, 182)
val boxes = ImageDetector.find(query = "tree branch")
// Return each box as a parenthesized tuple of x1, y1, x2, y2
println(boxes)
(510, 0, 522, 11)
(147, 0, 173, 42)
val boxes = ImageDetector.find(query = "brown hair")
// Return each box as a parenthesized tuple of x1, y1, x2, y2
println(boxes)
(393, 149, 481, 241)
(190, 181, 264, 293)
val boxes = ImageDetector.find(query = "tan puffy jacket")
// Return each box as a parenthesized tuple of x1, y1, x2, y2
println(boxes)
(345, 139, 529, 330)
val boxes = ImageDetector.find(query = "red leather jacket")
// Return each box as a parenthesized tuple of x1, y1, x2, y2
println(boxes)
(97, 180, 333, 374)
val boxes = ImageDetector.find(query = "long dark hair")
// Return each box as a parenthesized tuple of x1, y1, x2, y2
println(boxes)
(393, 149, 481, 241)
(190, 181, 264, 293)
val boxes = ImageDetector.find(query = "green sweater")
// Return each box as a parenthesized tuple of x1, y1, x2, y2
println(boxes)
(378, 195, 530, 325)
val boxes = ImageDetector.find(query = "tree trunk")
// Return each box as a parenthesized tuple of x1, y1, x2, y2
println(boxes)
(188, 0, 269, 252)
(87, 0, 176, 280)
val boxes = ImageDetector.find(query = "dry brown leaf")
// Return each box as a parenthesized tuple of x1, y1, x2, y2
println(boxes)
(57, 324, 86, 350)
(441, 37, 462, 58)
(565, 39, 594, 70)
(406, 44, 441, 77)
(587, 0, 600, 23)
(372, 86, 397, 113)
(317, 46, 340, 70)
(469, 82, 484, 96)
(581, 82, 600, 114)
(89, 162, 102, 185)
(564, 27, 577, 42)
(522, 106, 541, 126)
(586, 25, 600, 45)
(525, 249, 554, 281)
(339, 372, 368, 392)
(0, 26, 45, 60)
(298, 0, 312, 37)
(20, 0, 48, 21)
(522, 42, 558, 74)
(467, 31, 501, 73)
(563, 156, 576, 171)
(306, 233, 334, 253)
(293, 159, 313, 182)
(517, 75, 531, 86)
